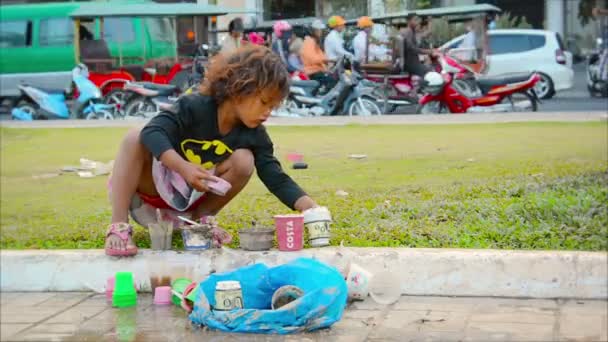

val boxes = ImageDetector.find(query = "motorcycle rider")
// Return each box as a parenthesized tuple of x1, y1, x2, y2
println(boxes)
(353, 16, 374, 66)
(593, 7, 608, 84)
(324, 16, 354, 63)
(272, 20, 298, 73)
(300, 19, 336, 93)
(393, 14, 437, 77)
(220, 18, 244, 56)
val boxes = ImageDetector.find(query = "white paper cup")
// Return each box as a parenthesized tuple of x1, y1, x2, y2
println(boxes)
(346, 262, 373, 300)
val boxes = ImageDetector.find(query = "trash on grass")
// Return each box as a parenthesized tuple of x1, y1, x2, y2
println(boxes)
(349, 154, 368, 159)
(335, 190, 349, 197)
(62, 158, 114, 177)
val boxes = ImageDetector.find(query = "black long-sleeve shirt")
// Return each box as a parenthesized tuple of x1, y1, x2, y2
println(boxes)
(140, 94, 306, 209)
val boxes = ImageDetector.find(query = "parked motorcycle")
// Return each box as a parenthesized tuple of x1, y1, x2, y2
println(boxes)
(107, 44, 209, 118)
(587, 39, 608, 97)
(281, 56, 381, 117)
(417, 54, 541, 114)
(11, 64, 115, 121)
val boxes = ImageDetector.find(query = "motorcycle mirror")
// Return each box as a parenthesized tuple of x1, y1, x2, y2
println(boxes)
(202, 44, 209, 50)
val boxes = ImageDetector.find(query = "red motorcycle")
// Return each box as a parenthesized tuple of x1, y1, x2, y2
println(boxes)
(416, 54, 541, 114)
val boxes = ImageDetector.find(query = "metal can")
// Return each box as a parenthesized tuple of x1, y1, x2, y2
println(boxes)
(214, 280, 243, 311)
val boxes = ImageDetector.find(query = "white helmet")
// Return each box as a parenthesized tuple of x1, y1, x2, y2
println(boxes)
(423, 72, 444, 87)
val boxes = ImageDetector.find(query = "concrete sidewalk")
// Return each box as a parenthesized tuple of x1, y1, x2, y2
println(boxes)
(1, 292, 606, 342)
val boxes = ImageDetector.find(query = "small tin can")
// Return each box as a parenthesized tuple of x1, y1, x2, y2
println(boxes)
(214, 280, 243, 311)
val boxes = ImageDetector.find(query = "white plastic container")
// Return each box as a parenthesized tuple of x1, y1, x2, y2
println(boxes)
(303, 207, 332, 247)
(214, 280, 243, 311)
(346, 262, 373, 300)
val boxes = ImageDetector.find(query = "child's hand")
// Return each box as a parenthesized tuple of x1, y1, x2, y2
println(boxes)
(178, 161, 215, 192)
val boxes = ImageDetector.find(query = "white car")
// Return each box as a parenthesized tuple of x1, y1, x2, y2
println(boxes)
(442, 29, 574, 99)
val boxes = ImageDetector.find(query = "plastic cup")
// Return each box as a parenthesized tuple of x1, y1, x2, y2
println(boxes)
(274, 214, 304, 251)
(153, 286, 172, 305)
(106, 276, 137, 302)
(113, 272, 137, 308)
(171, 278, 192, 306)
(303, 207, 332, 247)
(181, 282, 199, 312)
(345, 262, 373, 301)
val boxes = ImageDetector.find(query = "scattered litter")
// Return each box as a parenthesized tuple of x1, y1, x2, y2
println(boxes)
(349, 154, 367, 159)
(63, 158, 114, 177)
(287, 153, 304, 162)
(32, 173, 61, 180)
(292, 162, 308, 169)
(466, 158, 476, 163)
(335, 190, 349, 197)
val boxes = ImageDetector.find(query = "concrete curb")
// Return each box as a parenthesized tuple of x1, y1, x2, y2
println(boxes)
(0, 112, 606, 128)
(1, 248, 606, 299)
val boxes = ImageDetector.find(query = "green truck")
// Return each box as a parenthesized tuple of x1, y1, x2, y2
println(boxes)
(0, 1, 177, 99)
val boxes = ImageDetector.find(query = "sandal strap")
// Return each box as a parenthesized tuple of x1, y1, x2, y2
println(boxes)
(106, 223, 133, 242)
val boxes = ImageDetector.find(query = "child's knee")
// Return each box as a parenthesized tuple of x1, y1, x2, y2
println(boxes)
(230, 149, 254, 178)
(123, 127, 143, 147)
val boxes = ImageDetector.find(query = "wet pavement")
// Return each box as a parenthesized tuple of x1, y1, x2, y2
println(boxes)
(1, 292, 606, 342)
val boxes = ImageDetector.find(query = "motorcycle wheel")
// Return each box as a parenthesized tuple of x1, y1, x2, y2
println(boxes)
(14, 100, 40, 119)
(348, 97, 382, 116)
(104, 89, 127, 114)
(416, 101, 449, 114)
(124, 97, 155, 118)
(85, 109, 114, 120)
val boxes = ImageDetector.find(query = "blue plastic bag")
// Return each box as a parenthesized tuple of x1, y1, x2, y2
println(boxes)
(189, 258, 348, 334)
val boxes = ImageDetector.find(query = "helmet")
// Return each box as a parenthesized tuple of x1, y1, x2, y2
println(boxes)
(311, 19, 326, 30)
(357, 16, 374, 29)
(424, 72, 444, 87)
(328, 16, 346, 28)
(273, 20, 292, 38)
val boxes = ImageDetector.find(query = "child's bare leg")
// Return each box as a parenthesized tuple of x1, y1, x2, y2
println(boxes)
(191, 149, 254, 219)
(106, 127, 157, 251)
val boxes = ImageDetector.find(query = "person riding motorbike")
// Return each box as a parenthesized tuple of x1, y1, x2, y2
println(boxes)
(220, 17, 244, 56)
(324, 16, 354, 62)
(353, 16, 374, 67)
(393, 14, 437, 77)
(593, 7, 608, 83)
(300, 19, 337, 93)
(272, 20, 298, 73)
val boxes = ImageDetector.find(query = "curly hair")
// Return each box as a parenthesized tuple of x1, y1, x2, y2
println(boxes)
(200, 45, 290, 104)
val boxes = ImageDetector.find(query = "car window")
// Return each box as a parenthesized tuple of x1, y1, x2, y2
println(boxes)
(39, 18, 74, 46)
(528, 34, 546, 50)
(0, 20, 32, 48)
(489, 34, 531, 55)
(145, 18, 175, 43)
(103, 18, 135, 43)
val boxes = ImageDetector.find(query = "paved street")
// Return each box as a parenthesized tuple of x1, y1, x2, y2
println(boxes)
(1, 292, 606, 342)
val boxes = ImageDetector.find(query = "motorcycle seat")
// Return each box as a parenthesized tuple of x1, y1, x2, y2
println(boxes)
(132, 82, 180, 95)
(291, 80, 320, 89)
(29, 86, 67, 95)
(476, 72, 534, 93)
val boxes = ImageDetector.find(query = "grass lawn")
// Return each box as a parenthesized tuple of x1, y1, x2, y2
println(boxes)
(1, 122, 606, 251)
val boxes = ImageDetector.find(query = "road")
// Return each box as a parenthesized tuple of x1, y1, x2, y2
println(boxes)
(1, 63, 605, 121)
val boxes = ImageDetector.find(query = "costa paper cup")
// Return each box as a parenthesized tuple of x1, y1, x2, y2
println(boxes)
(274, 214, 304, 251)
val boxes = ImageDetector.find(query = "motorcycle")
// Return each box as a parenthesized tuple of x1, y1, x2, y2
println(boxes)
(11, 64, 115, 121)
(417, 54, 541, 114)
(109, 44, 209, 118)
(587, 38, 608, 98)
(280, 56, 381, 117)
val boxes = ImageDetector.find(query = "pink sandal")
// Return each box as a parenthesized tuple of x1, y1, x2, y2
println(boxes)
(105, 223, 138, 257)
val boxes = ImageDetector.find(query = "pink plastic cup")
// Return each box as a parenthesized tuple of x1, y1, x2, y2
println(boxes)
(274, 214, 304, 251)
(105, 276, 137, 301)
(153, 286, 172, 305)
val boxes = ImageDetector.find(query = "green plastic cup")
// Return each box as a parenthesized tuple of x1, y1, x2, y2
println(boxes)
(113, 272, 137, 308)
(171, 278, 192, 306)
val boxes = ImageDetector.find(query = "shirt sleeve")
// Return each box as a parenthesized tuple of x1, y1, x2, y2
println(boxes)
(139, 96, 195, 159)
(253, 127, 307, 210)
